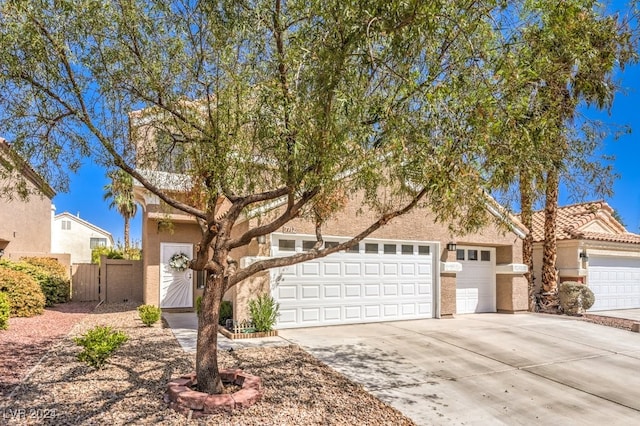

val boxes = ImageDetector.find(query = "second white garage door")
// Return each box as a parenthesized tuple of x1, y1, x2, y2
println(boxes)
(588, 256, 640, 311)
(455, 246, 496, 314)
(270, 234, 436, 329)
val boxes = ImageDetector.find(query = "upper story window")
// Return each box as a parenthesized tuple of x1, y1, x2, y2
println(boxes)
(90, 238, 107, 249)
(61, 220, 71, 230)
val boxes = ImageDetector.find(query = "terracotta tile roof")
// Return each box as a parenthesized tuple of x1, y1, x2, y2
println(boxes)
(530, 200, 640, 245)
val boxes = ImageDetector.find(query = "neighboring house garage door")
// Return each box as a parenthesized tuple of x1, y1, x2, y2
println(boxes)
(588, 256, 640, 311)
(455, 246, 496, 314)
(270, 234, 436, 329)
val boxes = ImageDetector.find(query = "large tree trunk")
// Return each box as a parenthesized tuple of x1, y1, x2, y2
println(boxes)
(540, 167, 560, 312)
(519, 171, 535, 311)
(195, 272, 224, 394)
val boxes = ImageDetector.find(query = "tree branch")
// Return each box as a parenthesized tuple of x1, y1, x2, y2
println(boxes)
(227, 187, 428, 287)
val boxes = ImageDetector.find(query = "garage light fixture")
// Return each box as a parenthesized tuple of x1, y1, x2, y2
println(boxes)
(256, 235, 266, 244)
(446, 242, 457, 251)
(0, 248, 3, 257)
(579, 250, 589, 262)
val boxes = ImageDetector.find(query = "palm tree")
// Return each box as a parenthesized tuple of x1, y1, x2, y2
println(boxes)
(104, 169, 137, 250)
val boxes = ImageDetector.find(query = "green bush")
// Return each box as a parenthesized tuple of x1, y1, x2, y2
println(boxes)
(137, 304, 161, 326)
(248, 294, 279, 332)
(1, 259, 69, 306)
(196, 295, 202, 315)
(0, 267, 45, 317)
(0, 292, 10, 330)
(74, 326, 128, 369)
(219, 300, 233, 325)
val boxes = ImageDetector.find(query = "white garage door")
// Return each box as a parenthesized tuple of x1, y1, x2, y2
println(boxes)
(588, 256, 640, 311)
(271, 235, 435, 329)
(455, 246, 496, 314)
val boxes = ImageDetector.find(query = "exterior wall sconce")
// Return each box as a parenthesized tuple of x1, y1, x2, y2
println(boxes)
(0, 248, 4, 258)
(446, 242, 457, 251)
(256, 235, 266, 244)
(579, 250, 589, 262)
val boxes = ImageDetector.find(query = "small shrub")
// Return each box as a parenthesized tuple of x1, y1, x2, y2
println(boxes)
(0, 267, 45, 317)
(196, 296, 202, 315)
(137, 304, 161, 326)
(1, 259, 69, 306)
(74, 326, 128, 369)
(248, 294, 279, 332)
(219, 300, 233, 325)
(0, 292, 10, 330)
(559, 281, 595, 315)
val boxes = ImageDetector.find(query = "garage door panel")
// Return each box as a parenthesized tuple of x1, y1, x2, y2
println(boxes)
(272, 235, 434, 328)
(344, 263, 361, 275)
(589, 256, 640, 311)
(345, 285, 361, 297)
(364, 284, 380, 296)
(324, 263, 341, 275)
(324, 285, 341, 298)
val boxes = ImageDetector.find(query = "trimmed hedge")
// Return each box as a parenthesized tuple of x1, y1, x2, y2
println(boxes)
(0, 292, 10, 329)
(559, 281, 595, 315)
(0, 258, 70, 306)
(0, 268, 46, 317)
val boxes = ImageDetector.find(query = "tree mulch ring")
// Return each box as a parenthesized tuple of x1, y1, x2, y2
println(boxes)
(164, 369, 264, 419)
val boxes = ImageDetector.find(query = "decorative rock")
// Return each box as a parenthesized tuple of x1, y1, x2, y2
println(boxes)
(235, 373, 262, 390)
(177, 389, 208, 410)
(168, 378, 192, 387)
(167, 385, 190, 400)
(203, 394, 235, 413)
(219, 368, 241, 382)
(632, 323, 640, 333)
(232, 388, 263, 409)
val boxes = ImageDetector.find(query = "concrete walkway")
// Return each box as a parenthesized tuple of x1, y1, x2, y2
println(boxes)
(164, 312, 640, 425)
(163, 313, 289, 352)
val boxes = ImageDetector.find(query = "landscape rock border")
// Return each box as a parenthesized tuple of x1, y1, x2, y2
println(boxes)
(164, 369, 264, 419)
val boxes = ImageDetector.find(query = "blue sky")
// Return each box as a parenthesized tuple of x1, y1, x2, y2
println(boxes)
(52, 5, 640, 242)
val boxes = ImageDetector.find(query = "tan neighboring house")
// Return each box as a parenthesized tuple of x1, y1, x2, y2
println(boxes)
(531, 201, 640, 312)
(0, 138, 57, 260)
(52, 212, 115, 264)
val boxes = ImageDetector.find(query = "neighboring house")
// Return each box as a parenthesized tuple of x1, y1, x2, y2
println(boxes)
(530, 201, 640, 312)
(52, 212, 115, 264)
(0, 138, 56, 260)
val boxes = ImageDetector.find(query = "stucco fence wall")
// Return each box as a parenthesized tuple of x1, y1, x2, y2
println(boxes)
(71, 257, 143, 304)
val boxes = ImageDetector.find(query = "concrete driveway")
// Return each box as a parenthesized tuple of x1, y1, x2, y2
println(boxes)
(279, 314, 640, 425)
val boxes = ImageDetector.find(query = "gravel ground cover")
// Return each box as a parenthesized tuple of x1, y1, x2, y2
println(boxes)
(0, 303, 415, 425)
(580, 313, 637, 331)
(0, 301, 96, 398)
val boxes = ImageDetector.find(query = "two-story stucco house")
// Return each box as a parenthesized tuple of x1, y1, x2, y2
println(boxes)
(0, 138, 57, 260)
(51, 212, 115, 264)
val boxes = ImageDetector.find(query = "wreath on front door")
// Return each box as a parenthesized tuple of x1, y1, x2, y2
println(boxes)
(168, 252, 190, 271)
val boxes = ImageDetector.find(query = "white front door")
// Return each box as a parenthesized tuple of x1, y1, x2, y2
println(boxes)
(271, 234, 436, 329)
(455, 246, 496, 314)
(160, 243, 194, 308)
(588, 256, 640, 311)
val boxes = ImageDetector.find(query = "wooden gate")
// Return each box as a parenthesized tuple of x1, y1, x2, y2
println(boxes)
(71, 263, 100, 302)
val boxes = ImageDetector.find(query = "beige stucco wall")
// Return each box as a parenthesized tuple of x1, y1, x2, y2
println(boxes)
(0, 191, 52, 258)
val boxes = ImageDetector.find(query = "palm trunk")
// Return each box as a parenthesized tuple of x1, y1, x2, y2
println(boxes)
(540, 167, 560, 312)
(124, 217, 130, 250)
(519, 171, 535, 311)
(196, 272, 224, 394)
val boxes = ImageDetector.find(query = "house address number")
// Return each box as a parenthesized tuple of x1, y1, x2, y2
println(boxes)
(282, 226, 296, 233)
